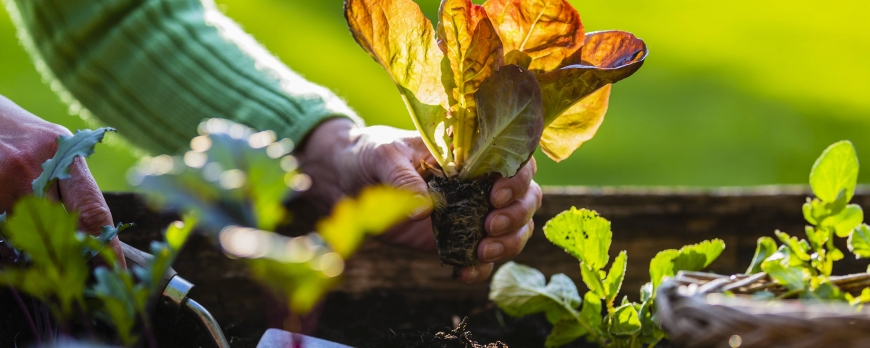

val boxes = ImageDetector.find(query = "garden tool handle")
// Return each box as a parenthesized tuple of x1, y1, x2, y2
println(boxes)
(120, 241, 177, 291)
(119, 242, 231, 348)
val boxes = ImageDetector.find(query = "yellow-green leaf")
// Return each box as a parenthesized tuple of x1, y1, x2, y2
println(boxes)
(603, 250, 627, 305)
(318, 186, 424, 258)
(483, 0, 585, 72)
(609, 303, 641, 336)
(345, 0, 451, 166)
(539, 84, 611, 162)
(848, 224, 870, 259)
(580, 261, 606, 299)
(825, 204, 864, 238)
(543, 207, 611, 270)
(746, 236, 778, 274)
(537, 31, 647, 127)
(810, 140, 859, 203)
(761, 254, 809, 292)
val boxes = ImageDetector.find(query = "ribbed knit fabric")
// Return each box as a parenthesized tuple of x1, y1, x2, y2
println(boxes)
(6, 0, 363, 155)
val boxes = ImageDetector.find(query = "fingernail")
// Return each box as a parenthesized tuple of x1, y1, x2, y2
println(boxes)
(489, 215, 509, 235)
(493, 188, 512, 208)
(465, 266, 480, 283)
(483, 242, 504, 261)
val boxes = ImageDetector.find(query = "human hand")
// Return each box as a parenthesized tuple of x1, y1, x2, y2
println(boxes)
(0, 95, 125, 268)
(298, 118, 541, 284)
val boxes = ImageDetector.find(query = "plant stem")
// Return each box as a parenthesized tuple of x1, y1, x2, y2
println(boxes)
(139, 312, 158, 348)
(569, 310, 607, 347)
(8, 288, 41, 347)
(776, 288, 803, 299)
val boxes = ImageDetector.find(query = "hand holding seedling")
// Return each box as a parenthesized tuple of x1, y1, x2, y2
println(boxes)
(0, 95, 125, 267)
(299, 118, 541, 283)
(345, 0, 646, 268)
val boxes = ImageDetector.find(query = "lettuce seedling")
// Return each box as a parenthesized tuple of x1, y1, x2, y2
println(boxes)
(345, 0, 647, 267)
(744, 140, 870, 301)
(490, 208, 723, 347)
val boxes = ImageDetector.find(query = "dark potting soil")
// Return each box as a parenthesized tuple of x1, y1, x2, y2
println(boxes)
(316, 290, 601, 348)
(428, 177, 494, 268)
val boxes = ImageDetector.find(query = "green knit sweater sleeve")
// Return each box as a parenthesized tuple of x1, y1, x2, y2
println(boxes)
(6, 0, 363, 154)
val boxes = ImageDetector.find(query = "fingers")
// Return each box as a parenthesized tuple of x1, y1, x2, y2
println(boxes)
(58, 157, 126, 268)
(486, 180, 542, 237)
(372, 145, 432, 220)
(490, 157, 536, 208)
(455, 262, 494, 284)
(478, 219, 534, 264)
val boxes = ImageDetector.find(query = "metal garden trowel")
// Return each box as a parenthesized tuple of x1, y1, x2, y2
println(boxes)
(122, 242, 350, 348)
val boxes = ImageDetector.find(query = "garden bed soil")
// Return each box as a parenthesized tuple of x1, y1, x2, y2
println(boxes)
(6, 188, 870, 347)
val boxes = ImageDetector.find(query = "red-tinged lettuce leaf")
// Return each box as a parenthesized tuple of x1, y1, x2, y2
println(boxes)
(540, 84, 611, 161)
(437, 0, 504, 165)
(537, 31, 647, 161)
(345, 0, 451, 166)
(483, 0, 585, 72)
(461, 65, 543, 179)
(538, 31, 647, 126)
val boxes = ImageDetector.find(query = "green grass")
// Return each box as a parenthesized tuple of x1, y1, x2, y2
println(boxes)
(1, 0, 868, 190)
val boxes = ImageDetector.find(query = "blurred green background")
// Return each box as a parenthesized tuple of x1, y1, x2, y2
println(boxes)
(1, 0, 868, 191)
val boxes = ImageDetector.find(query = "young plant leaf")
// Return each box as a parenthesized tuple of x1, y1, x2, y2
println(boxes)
(0, 197, 88, 315)
(88, 267, 145, 346)
(539, 85, 610, 162)
(345, 0, 451, 167)
(825, 204, 864, 238)
(318, 186, 425, 258)
(580, 261, 606, 299)
(672, 239, 725, 271)
(82, 223, 132, 259)
(460, 65, 544, 178)
(483, 0, 585, 72)
(437, 0, 503, 164)
(546, 317, 587, 348)
(543, 207, 612, 270)
(609, 303, 642, 336)
(31, 128, 115, 197)
(649, 249, 680, 290)
(761, 255, 809, 291)
(848, 224, 870, 259)
(579, 291, 603, 331)
(775, 231, 811, 261)
(650, 239, 725, 290)
(489, 262, 581, 319)
(537, 31, 647, 127)
(809, 140, 859, 203)
(603, 250, 627, 306)
(746, 236, 778, 274)
(847, 287, 870, 305)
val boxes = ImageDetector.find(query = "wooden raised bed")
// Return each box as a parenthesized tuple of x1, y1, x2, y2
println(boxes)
(8, 186, 868, 347)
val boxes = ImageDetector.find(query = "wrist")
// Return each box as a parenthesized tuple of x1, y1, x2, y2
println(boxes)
(296, 118, 360, 210)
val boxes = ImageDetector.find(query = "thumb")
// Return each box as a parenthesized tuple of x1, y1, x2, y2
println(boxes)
(374, 154, 432, 221)
(59, 157, 126, 268)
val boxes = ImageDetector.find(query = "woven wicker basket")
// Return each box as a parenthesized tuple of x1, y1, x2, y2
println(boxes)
(656, 271, 870, 348)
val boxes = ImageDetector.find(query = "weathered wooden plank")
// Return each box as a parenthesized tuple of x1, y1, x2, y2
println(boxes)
(105, 187, 870, 328)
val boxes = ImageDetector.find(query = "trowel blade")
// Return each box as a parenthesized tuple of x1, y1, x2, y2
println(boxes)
(256, 329, 352, 348)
